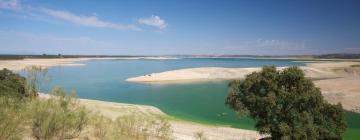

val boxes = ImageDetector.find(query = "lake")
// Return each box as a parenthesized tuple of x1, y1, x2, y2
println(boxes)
(39, 58, 360, 139)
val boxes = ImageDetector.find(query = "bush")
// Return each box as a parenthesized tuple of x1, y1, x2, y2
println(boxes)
(350, 64, 360, 67)
(193, 131, 208, 140)
(112, 114, 172, 140)
(30, 87, 88, 140)
(0, 68, 27, 98)
(90, 113, 173, 140)
(226, 66, 347, 139)
(24, 66, 49, 98)
(90, 114, 113, 140)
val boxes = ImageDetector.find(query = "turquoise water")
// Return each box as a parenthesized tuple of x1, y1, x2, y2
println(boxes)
(39, 58, 360, 139)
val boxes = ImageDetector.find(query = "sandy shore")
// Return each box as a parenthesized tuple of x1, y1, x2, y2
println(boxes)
(38, 93, 262, 140)
(126, 66, 340, 82)
(127, 67, 264, 82)
(0, 57, 180, 71)
(307, 62, 360, 112)
(81, 98, 263, 140)
(0, 58, 91, 71)
(127, 61, 360, 112)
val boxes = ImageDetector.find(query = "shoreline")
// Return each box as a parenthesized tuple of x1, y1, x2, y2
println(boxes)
(39, 93, 263, 140)
(126, 61, 360, 112)
(0, 57, 180, 71)
(0, 58, 91, 71)
(125, 65, 341, 82)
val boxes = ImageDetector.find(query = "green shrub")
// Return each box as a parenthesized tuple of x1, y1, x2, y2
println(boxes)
(90, 114, 113, 140)
(0, 68, 27, 98)
(24, 66, 49, 98)
(30, 87, 89, 140)
(350, 64, 360, 67)
(90, 113, 173, 140)
(112, 114, 173, 140)
(193, 131, 208, 140)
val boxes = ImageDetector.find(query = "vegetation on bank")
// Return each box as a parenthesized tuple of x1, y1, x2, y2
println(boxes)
(315, 53, 360, 59)
(226, 66, 347, 139)
(350, 64, 360, 67)
(1, 53, 360, 60)
(0, 67, 173, 140)
(0, 54, 147, 60)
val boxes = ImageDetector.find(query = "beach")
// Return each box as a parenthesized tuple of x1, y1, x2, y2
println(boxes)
(0, 58, 90, 71)
(127, 67, 263, 82)
(125, 62, 349, 82)
(0, 57, 183, 71)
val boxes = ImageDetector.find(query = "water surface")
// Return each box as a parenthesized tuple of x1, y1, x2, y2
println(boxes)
(39, 58, 360, 139)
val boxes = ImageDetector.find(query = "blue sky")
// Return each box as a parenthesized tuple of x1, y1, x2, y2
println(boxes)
(0, 0, 359, 55)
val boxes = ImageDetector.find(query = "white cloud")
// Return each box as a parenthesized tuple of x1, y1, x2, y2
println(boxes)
(42, 8, 140, 31)
(0, 0, 21, 11)
(138, 15, 167, 29)
(0, 0, 141, 31)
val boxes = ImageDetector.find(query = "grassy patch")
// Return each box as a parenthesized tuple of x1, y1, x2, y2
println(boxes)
(350, 64, 360, 67)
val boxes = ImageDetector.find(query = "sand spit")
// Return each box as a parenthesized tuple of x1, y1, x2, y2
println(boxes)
(126, 61, 360, 112)
(0, 58, 91, 71)
(125, 62, 359, 82)
(0, 57, 181, 71)
(125, 66, 339, 82)
(127, 67, 264, 82)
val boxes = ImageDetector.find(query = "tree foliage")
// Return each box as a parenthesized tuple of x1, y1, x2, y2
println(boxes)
(226, 66, 347, 140)
(0, 68, 27, 98)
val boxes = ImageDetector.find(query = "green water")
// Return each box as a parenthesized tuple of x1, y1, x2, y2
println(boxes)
(39, 58, 360, 139)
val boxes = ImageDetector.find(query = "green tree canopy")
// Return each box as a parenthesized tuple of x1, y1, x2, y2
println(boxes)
(0, 68, 26, 98)
(226, 66, 347, 140)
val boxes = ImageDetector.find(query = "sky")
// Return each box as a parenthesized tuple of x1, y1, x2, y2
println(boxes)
(0, 0, 360, 55)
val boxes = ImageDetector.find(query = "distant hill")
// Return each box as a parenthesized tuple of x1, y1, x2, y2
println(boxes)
(315, 53, 360, 59)
(1, 53, 359, 60)
(0, 54, 142, 60)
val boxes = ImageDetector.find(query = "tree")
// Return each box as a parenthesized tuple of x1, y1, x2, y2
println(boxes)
(0, 68, 27, 98)
(226, 66, 347, 140)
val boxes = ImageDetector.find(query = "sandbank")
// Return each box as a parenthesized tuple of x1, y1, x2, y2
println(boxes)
(0, 58, 90, 71)
(126, 61, 360, 112)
